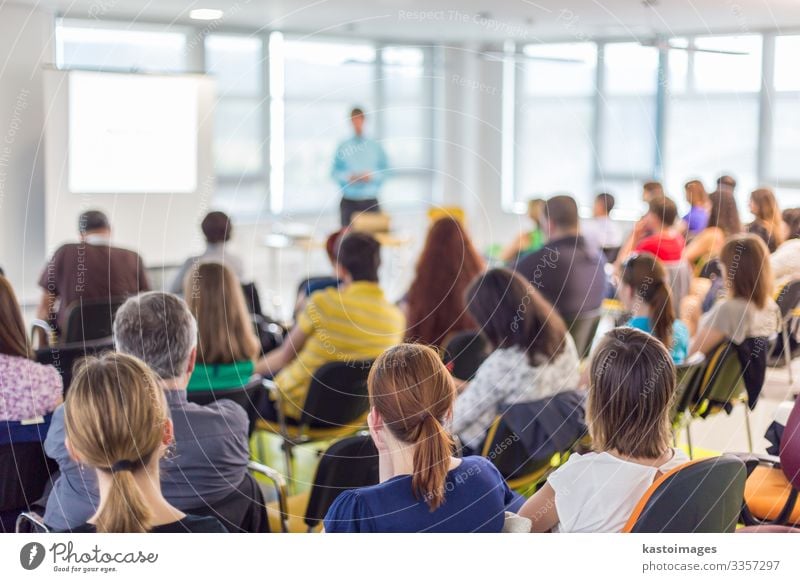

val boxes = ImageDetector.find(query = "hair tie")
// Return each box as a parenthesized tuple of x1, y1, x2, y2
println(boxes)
(110, 460, 136, 473)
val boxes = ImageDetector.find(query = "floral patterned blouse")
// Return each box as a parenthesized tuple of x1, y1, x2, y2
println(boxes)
(0, 354, 63, 422)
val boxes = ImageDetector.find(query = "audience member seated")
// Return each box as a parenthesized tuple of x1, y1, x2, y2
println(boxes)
(680, 179, 710, 238)
(0, 275, 62, 421)
(747, 188, 784, 253)
(169, 211, 246, 294)
(184, 262, 261, 391)
(55, 353, 226, 533)
(323, 344, 522, 532)
(499, 198, 545, 263)
(715, 174, 737, 196)
(642, 181, 665, 203)
(44, 292, 249, 530)
(260, 232, 405, 421)
(621, 196, 685, 264)
(619, 253, 689, 364)
(514, 195, 606, 321)
(36, 210, 150, 333)
(403, 217, 484, 349)
(452, 269, 579, 453)
(772, 208, 800, 285)
(690, 235, 780, 356)
(519, 328, 688, 532)
(294, 229, 346, 315)
(682, 190, 742, 268)
(582, 192, 623, 252)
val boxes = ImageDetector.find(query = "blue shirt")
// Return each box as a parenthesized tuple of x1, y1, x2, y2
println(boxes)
(323, 456, 524, 533)
(683, 206, 709, 236)
(331, 135, 388, 200)
(628, 316, 690, 364)
(43, 389, 249, 530)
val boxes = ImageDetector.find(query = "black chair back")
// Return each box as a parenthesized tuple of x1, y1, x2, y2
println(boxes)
(672, 352, 706, 421)
(627, 456, 746, 533)
(565, 309, 602, 359)
(775, 280, 800, 319)
(241, 282, 263, 316)
(602, 246, 621, 263)
(443, 331, 490, 381)
(0, 417, 57, 533)
(304, 435, 379, 530)
(35, 337, 115, 394)
(187, 379, 267, 436)
(253, 314, 286, 354)
(482, 390, 587, 481)
(61, 297, 126, 343)
(300, 360, 373, 428)
(188, 472, 269, 533)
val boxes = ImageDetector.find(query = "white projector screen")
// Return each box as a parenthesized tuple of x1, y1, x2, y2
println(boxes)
(68, 71, 198, 193)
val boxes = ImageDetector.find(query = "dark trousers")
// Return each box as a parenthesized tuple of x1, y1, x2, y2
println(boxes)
(340, 197, 380, 227)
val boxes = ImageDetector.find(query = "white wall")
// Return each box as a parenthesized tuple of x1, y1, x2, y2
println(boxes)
(0, 3, 54, 303)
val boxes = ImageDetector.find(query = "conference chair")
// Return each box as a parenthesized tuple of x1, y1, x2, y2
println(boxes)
(34, 336, 115, 394)
(601, 246, 621, 264)
(188, 377, 269, 436)
(0, 415, 57, 533)
(443, 331, 491, 381)
(664, 261, 693, 308)
(266, 435, 379, 533)
(771, 279, 800, 384)
(258, 360, 374, 483)
(688, 338, 772, 456)
(241, 281, 263, 316)
(15, 512, 49, 533)
(59, 296, 127, 343)
(671, 353, 707, 455)
(480, 390, 587, 494)
(738, 397, 800, 527)
(564, 309, 603, 360)
(623, 455, 746, 533)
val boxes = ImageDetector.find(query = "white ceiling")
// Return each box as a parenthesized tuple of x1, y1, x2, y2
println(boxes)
(19, 0, 800, 42)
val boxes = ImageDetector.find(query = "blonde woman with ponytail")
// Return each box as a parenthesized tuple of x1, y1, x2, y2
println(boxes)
(60, 353, 226, 533)
(323, 344, 522, 532)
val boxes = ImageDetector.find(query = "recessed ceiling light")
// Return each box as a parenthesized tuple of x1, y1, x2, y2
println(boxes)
(190, 8, 224, 21)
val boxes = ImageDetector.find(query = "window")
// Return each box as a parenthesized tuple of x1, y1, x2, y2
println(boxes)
(56, 19, 187, 72)
(770, 35, 800, 185)
(664, 35, 762, 207)
(205, 34, 267, 216)
(515, 43, 597, 207)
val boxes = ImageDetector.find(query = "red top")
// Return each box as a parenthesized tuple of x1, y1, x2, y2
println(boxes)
(635, 233, 686, 263)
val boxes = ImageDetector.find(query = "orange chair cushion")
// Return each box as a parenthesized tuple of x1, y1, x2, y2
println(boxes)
(744, 466, 800, 525)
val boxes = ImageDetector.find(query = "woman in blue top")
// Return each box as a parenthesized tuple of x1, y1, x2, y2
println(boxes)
(324, 343, 522, 533)
(620, 253, 690, 364)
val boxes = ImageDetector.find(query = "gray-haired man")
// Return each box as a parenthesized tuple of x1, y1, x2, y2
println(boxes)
(44, 292, 249, 530)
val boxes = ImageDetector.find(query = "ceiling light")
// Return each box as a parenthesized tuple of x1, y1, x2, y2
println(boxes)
(190, 8, 224, 21)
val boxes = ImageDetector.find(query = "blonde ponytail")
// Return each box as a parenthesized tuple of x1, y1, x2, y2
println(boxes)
(95, 469, 152, 533)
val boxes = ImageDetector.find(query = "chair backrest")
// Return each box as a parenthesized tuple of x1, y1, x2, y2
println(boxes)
(187, 378, 267, 436)
(623, 456, 746, 533)
(34, 337, 115, 394)
(0, 416, 56, 532)
(602, 246, 621, 264)
(693, 342, 747, 411)
(775, 280, 800, 319)
(300, 360, 374, 428)
(672, 352, 706, 421)
(15, 512, 50, 533)
(304, 435, 379, 529)
(564, 309, 602, 359)
(664, 261, 692, 307)
(188, 472, 269, 533)
(62, 296, 126, 343)
(780, 397, 800, 490)
(481, 391, 587, 481)
(443, 331, 491, 381)
(241, 282, 263, 316)
(252, 314, 286, 354)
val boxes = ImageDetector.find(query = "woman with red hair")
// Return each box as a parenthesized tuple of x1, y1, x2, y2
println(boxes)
(403, 217, 485, 349)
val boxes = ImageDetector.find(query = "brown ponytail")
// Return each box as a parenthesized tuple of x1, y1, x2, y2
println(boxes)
(368, 344, 455, 510)
(621, 253, 675, 350)
(65, 353, 168, 533)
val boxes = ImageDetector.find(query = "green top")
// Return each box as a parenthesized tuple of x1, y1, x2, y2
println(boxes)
(187, 360, 256, 392)
(525, 229, 545, 253)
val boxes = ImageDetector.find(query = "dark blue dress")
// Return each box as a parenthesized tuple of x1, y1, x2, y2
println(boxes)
(323, 456, 524, 533)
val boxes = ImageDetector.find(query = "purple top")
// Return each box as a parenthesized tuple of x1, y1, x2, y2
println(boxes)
(684, 206, 710, 236)
(0, 354, 63, 422)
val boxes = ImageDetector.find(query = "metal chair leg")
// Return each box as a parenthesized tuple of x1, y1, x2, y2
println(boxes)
(784, 325, 794, 385)
(744, 402, 754, 453)
(685, 420, 694, 459)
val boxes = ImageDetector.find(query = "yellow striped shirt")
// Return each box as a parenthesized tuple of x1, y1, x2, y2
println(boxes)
(275, 281, 405, 420)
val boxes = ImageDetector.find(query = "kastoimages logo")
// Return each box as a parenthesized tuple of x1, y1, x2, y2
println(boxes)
(20, 542, 46, 570)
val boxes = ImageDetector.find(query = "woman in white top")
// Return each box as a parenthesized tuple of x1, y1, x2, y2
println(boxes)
(519, 327, 687, 533)
(771, 208, 800, 285)
(452, 268, 579, 453)
(691, 234, 780, 356)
